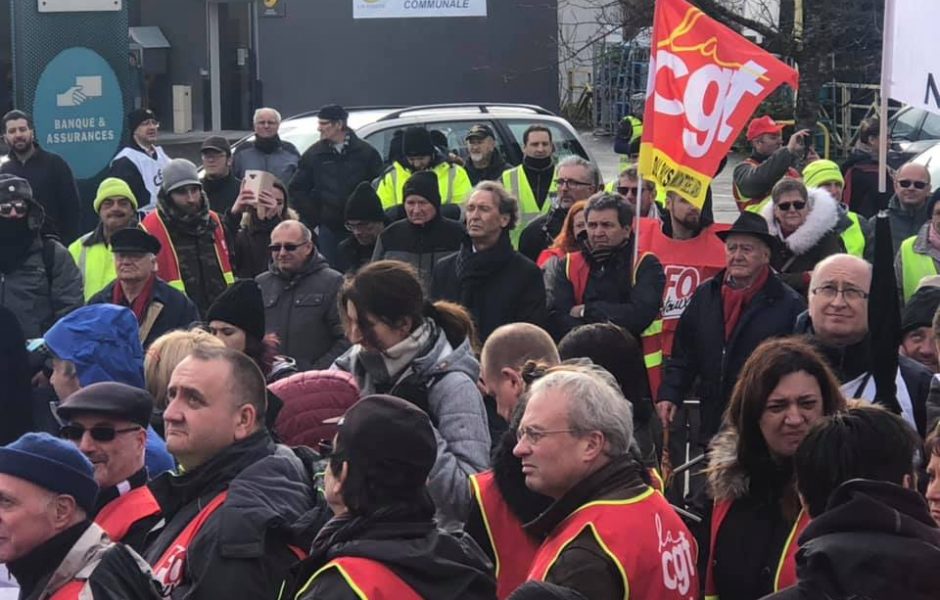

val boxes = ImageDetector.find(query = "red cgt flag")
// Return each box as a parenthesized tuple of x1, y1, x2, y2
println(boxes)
(638, 0, 799, 208)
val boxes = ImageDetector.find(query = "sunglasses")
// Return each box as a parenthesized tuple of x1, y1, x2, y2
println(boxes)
(269, 242, 307, 253)
(898, 179, 929, 190)
(776, 201, 806, 212)
(0, 200, 28, 216)
(60, 424, 142, 442)
(617, 186, 654, 195)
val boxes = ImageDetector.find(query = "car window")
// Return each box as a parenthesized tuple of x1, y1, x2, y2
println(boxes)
(504, 120, 589, 163)
(912, 143, 940, 192)
(921, 112, 940, 140)
(891, 108, 924, 141)
(278, 120, 321, 154)
(362, 126, 410, 165)
(362, 121, 511, 166)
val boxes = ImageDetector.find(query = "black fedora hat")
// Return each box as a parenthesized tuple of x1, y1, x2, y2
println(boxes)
(716, 211, 777, 248)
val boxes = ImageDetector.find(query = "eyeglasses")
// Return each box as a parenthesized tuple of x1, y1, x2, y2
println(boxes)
(554, 178, 592, 188)
(617, 186, 654, 195)
(0, 200, 28, 216)
(269, 242, 309, 253)
(776, 201, 807, 212)
(60, 424, 142, 442)
(811, 284, 869, 302)
(516, 426, 578, 445)
(898, 179, 929, 190)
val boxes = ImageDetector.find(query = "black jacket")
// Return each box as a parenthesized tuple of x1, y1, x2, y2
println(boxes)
(430, 233, 546, 341)
(465, 151, 507, 186)
(760, 479, 940, 600)
(373, 215, 465, 290)
(544, 240, 665, 341)
(519, 207, 567, 263)
(795, 314, 932, 436)
(224, 210, 283, 279)
(284, 505, 496, 600)
(659, 271, 805, 442)
(144, 432, 329, 600)
(0, 306, 34, 444)
(88, 277, 200, 349)
(202, 173, 241, 215)
(335, 236, 374, 275)
(289, 131, 384, 230)
(841, 147, 893, 219)
(1, 144, 82, 243)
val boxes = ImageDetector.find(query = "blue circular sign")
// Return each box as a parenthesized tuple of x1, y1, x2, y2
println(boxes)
(33, 47, 124, 180)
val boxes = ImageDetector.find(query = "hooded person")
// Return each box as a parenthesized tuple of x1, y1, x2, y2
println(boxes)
(802, 159, 871, 259)
(0, 433, 163, 600)
(372, 170, 464, 289)
(280, 395, 497, 600)
(140, 158, 234, 315)
(43, 304, 176, 477)
(375, 126, 472, 210)
(68, 177, 139, 300)
(335, 182, 387, 274)
(0, 173, 83, 339)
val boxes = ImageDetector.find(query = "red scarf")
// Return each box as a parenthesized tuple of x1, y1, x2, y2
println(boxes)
(112, 275, 156, 322)
(721, 266, 770, 341)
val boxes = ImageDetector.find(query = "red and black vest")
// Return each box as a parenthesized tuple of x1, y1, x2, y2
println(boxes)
(527, 488, 698, 599)
(141, 209, 234, 294)
(95, 485, 161, 543)
(564, 250, 665, 396)
(635, 218, 729, 358)
(49, 581, 84, 599)
(293, 556, 422, 600)
(704, 499, 810, 599)
(469, 470, 540, 599)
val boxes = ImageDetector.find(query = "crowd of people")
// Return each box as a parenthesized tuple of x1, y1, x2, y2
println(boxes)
(1, 102, 939, 600)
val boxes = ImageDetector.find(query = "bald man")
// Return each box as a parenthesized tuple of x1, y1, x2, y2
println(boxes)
(468, 323, 561, 598)
(796, 253, 931, 435)
(876, 162, 933, 256)
(256, 220, 349, 370)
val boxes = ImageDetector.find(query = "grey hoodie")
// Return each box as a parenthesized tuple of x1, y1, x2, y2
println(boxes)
(332, 325, 491, 530)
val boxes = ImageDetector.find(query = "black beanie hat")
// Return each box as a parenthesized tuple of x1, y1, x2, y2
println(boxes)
(127, 108, 157, 132)
(402, 171, 441, 208)
(402, 127, 434, 157)
(345, 182, 386, 222)
(206, 279, 266, 341)
(901, 285, 940, 334)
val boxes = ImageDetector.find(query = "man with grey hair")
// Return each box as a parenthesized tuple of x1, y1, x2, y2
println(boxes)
(518, 154, 600, 261)
(514, 365, 698, 599)
(256, 219, 348, 369)
(795, 253, 931, 435)
(232, 107, 301, 184)
(431, 181, 546, 341)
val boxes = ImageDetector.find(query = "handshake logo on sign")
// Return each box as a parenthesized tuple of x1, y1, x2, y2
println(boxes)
(56, 76, 103, 107)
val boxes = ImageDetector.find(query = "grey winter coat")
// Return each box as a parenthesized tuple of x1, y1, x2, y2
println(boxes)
(232, 139, 301, 186)
(257, 253, 349, 371)
(331, 326, 491, 530)
(0, 238, 83, 339)
(873, 194, 931, 257)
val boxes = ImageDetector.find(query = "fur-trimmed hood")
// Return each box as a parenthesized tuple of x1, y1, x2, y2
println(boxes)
(762, 187, 840, 255)
(705, 428, 749, 502)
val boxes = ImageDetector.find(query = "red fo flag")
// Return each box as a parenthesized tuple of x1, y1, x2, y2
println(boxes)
(638, 0, 799, 208)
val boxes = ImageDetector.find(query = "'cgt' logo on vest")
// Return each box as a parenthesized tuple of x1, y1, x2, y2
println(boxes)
(662, 265, 701, 320)
(656, 513, 695, 596)
(153, 543, 187, 593)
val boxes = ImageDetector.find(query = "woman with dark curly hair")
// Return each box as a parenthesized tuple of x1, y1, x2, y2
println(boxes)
(702, 336, 845, 600)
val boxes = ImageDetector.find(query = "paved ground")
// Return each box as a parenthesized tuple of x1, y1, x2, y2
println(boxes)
(580, 129, 741, 224)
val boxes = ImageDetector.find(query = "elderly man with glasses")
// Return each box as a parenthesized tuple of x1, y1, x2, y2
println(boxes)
(231, 107, 301, 186)
(796, 253, 932, 436)
(56, 382, 162, 552)
(256, 219, 349, 370)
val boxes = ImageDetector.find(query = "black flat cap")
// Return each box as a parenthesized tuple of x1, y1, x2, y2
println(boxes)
(201, 135, 231, 155)
(318, 104, 348, 122)
(110, 227, 161, 255)
(57, 381, 154, 427)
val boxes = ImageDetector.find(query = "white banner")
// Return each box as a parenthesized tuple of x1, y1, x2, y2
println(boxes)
(353, 0, 487, 19)
(884, 0, 940, 114)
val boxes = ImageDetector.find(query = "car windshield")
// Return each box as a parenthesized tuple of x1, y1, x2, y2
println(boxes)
(910, 142, 940, 192)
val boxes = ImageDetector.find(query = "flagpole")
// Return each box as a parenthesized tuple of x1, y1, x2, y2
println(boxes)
(878, 0, 895, 194)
